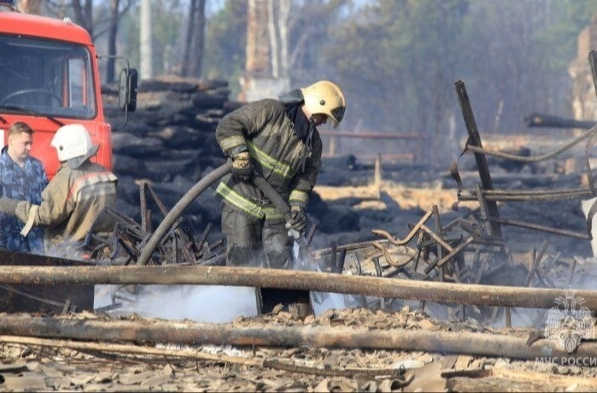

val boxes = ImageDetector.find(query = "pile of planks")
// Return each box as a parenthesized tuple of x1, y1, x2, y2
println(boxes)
(101, 78, 234, 233)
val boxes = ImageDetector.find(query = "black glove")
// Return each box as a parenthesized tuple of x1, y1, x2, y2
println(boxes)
(289, 205, 306, 232)
(231, 151, 253, 182)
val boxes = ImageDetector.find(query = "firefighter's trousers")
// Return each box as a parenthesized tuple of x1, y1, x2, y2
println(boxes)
(221, 203, 293, 269)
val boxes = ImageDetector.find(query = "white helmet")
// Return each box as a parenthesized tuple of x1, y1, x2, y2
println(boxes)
(51, 124, 99, 168)
(300, 80, 346, 128)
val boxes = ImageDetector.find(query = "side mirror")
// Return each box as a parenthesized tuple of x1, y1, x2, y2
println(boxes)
(118, 68, 138, 112)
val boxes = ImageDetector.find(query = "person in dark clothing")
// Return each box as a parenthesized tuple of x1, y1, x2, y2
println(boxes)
(215, 80, 346, 269)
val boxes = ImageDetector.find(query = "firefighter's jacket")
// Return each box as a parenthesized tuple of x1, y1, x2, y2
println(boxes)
(215, 96, 322, 222)
(13, 160, 117, 249)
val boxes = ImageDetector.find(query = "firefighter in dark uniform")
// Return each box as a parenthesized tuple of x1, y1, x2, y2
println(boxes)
(215, 80, 346, 269)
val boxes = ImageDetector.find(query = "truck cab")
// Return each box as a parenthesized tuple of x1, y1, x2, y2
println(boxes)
(0, 5, 136, 178)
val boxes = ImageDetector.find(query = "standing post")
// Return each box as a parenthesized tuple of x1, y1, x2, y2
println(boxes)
(455, 80, 502, 237)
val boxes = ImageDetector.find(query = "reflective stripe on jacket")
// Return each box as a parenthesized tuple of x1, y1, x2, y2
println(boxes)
(14, 161, 117, 248)
(215, 99, 322, 221)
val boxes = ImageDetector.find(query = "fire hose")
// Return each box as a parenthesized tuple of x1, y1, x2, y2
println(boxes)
(135, 161, 304, 267)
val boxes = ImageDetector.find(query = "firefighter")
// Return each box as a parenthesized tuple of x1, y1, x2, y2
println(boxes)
(0, 124, 117, 257)
(215, 80, 346, 269)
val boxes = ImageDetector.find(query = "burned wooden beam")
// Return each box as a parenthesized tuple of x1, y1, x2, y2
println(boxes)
(455, 80, 502, 237)
(0, 264, 595, 309)
(1, 315, 597, 366)
(524, 112, 595, 129)
(0, 335, 405, 378)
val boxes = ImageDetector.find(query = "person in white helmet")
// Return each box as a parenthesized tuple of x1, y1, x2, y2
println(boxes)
(215, 80, 346, 269)
(0, 124, 117, 257)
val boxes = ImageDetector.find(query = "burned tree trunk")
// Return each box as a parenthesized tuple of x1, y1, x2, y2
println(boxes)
(246, 0, 271, 77)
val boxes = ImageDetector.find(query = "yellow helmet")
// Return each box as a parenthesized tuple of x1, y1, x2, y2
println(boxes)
(300, 80, 346, 128)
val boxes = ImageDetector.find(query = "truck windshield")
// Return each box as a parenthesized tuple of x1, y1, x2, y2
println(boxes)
(0, 34, 96, 119)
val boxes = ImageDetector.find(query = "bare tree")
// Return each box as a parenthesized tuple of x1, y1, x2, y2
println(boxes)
(71, 0, 94, 35)
(105, 0, 121, 83)
(266, 0, 291, 79)
(278, 0, 290, 78)
(267, 0, 278, 78)
(18, 0, 42, 14)
(246, 0, 270, 78)
(189, 0, 206, 78)
(104, 0, 136, 83)
(180, 0, 198, 77)
(180, 0, 206, 78)
(246, 0, 291, 79)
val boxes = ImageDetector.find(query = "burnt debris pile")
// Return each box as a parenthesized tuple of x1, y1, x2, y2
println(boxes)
(102, 78, 235, 234)
(100, 78, 594, 275)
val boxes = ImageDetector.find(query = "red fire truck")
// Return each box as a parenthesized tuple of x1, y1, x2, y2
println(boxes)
(0, 1, 136, 178)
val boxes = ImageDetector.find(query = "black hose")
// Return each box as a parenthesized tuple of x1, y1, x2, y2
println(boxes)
(136, 162, 232, 266)
(252, 176, 290, 217)
(135, 162, 292, 266)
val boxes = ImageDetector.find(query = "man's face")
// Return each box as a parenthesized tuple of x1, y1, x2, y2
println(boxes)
(311, 113, 328, 127)
(8, 132, 33, 163)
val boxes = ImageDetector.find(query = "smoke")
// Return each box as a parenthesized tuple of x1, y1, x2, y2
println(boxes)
(291, 241, 369, 316)
(44, 242, 89, 261)
(90, 239, 368, 321)
(94, 284, 259, 323)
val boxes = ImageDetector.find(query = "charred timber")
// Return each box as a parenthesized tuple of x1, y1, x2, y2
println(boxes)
(455, 80, 502, 236)
(1, 315, 597, 366)
(0, 265, 597, 309)
(524, 113, 595, 129)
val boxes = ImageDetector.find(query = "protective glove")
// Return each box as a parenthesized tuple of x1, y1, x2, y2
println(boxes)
(288, 205, 306, 233)
(231, 151, 253, 182)
(0, 196, 19, 215)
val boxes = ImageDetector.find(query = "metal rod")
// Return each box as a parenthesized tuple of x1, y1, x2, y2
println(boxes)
(139, 180, 148, 232)
(484, 188, 592, 196)
(458, 189, 593, 202)
(423, 236, 474, 275)
(371, 210, 433, 246)
(490, 217, 589, 239)
(319, 131, 419, 139)
(526, 241, 549, 287)
(419, 225, 453, 252)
